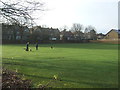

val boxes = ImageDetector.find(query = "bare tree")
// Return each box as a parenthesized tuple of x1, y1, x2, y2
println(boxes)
(62, 25, 69, 30)
(0, 0, 45, 26)
(89, 29, 97, 40)
(84, 25, 97, 40)
(71, 23, 84, 40)
(71, 23, 83, 31)
(84, 27, 88, 39)
(59, 25, 69, 31)
(1, 0, 45, 42)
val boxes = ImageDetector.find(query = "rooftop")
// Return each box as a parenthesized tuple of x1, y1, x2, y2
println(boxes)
(113, 29, 120, 34)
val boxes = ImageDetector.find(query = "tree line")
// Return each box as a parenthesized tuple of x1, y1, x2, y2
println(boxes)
(2, 23, 97, 43)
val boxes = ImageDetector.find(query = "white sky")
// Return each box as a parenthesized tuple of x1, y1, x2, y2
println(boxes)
(33, 0, 119, 34)
(1, 0, 118, 34)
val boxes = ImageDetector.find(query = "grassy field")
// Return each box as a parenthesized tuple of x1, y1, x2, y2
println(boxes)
(2, 43, 118, 88)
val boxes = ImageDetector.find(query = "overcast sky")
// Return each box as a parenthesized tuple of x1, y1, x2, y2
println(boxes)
(33, 0, 118, 34)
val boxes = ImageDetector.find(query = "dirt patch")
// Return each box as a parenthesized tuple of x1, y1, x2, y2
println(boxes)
(2, 68, 32, 89)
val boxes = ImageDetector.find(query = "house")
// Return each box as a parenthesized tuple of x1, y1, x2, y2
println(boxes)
(49, 27, 60, 41)
(2, 23, 30, 41)
(31, 26, 60, 41)
(104, 29, 120, 40)
(60, 29, 74, 41)
(84, 30, 97, 40)
(97, 33, 105, 40)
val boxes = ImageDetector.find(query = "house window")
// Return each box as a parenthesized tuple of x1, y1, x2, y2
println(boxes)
(16, 36, 21, 40)
(25, 29, 29, 32)
(17, 31, 20, 34)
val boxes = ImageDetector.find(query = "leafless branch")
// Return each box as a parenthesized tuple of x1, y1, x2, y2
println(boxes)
(0, 0, 45, 27)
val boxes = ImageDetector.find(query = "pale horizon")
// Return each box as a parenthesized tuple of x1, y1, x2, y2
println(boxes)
(33, 0, 118, 34)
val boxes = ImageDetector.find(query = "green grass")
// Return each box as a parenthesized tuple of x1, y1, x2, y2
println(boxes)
(2, 43, 118, 88)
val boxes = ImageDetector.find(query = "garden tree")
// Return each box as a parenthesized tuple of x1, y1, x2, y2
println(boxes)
(0, 0, 45, 26)
(12, 23, 18, 40)
(84, 27, 89, 33)
(84, 27, 89, 39)
(84, 25, 97, 40)
(71, 23, 84, 40)
(19, 25, 25, 40)
(59, 25, 69, 32)
(19, 25, 30, 41)
(41, 25, 48, 28)
(89, 29, 97, 40)
(87, 25, 96, 31)
(62, 25, 69, 30)
(12, 23, 25, 40)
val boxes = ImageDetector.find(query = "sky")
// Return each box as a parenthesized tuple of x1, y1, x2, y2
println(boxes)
(33, 0, 118, 34)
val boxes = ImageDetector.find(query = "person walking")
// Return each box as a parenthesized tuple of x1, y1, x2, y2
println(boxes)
(36, 42, 38, 50)
(26, 42, 29, 51)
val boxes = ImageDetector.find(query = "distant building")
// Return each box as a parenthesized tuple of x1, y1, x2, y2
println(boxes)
(104, 29, 120, 40)
(2, 23, 30, 41)
(84, 30, 97, 40)
(49, 27, 60, 41)
(97, 33, 105, 40)
(31, 26, 60, 41)
(60, 29, 74, 41)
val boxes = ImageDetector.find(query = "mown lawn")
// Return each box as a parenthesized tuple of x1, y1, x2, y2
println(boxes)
(2, 43, 118, 88)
